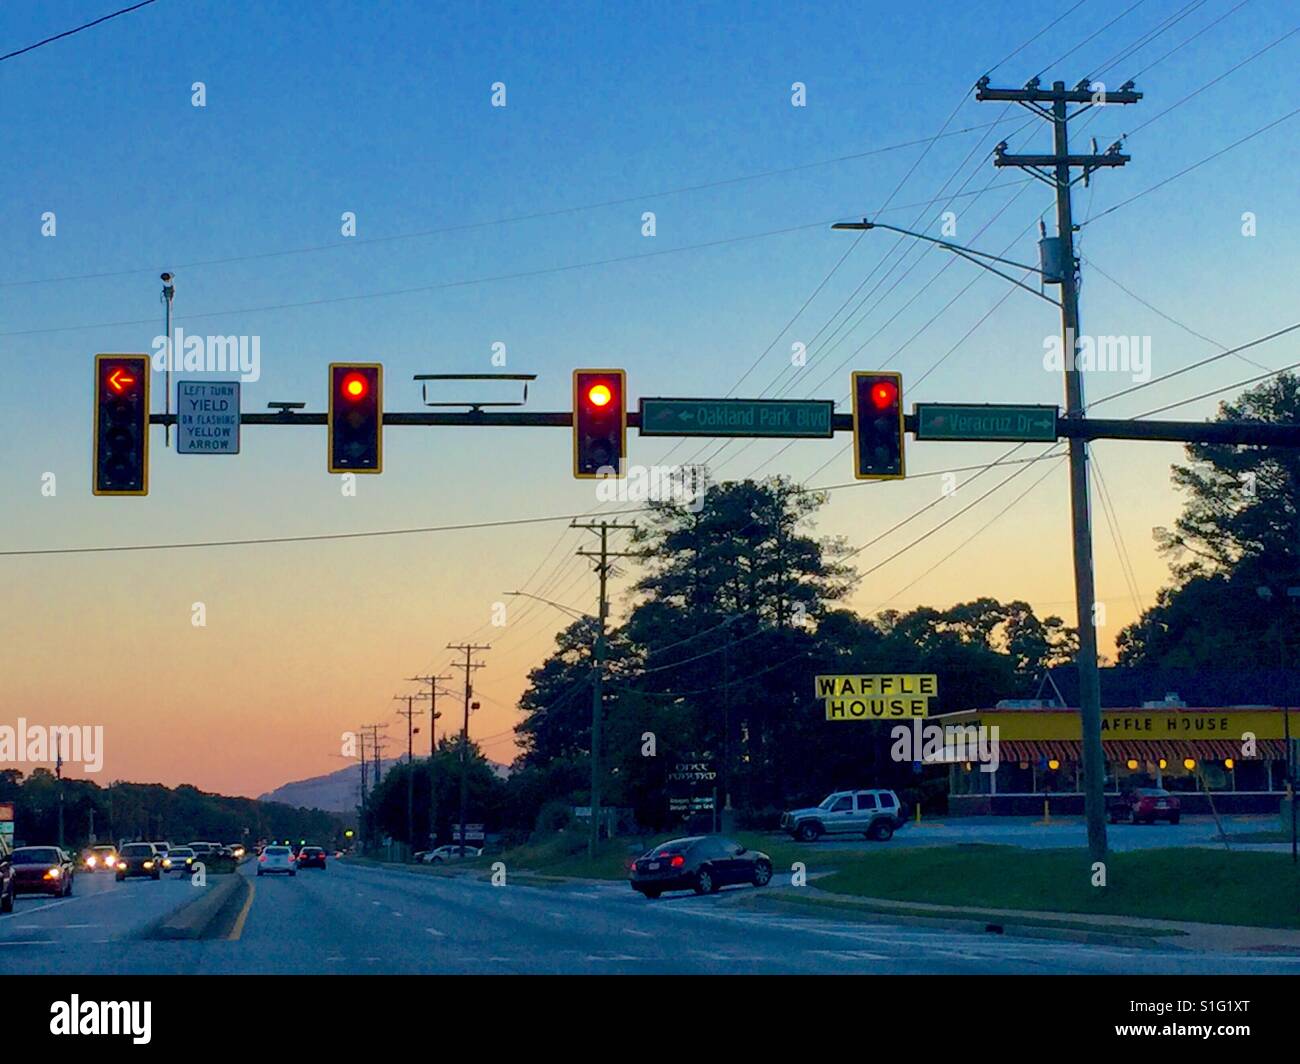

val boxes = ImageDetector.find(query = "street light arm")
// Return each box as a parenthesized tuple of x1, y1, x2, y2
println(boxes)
(504, 590, 593, 621)
(831, 218, 1059, 306)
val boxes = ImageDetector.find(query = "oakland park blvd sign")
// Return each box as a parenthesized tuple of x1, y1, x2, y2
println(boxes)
(177, 380, 240, 454)
(815, 673, 938, 721)
(639, 398, 834, 438)
(914, 402, 1058, 443)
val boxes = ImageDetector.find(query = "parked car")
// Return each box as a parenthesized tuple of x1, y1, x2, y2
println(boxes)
(12, 846, 75, 897)
(257, 845, 296, 876)
(0, 843, 13, 912)
(780, 789, 906, 842)
(420, 845, 483, 864)
(116, 842, 162, 881)
(630, 836, 772, 899)
(1108, 787, 1181, 824)
(81, 845, 119, 872)
(296, 846, 327, 869)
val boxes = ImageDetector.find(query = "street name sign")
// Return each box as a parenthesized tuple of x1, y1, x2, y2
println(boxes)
(914, 403, 1057, 443)
(639, 397, 834, 438)
(177, 380, 240, 454)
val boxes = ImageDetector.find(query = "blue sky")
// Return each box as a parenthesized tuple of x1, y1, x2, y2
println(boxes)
(3, 0, 1299, 794)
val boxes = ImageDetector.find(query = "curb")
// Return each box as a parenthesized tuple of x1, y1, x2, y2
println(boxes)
(144, 872, 248, 941)
(747, 892, 1172, 950)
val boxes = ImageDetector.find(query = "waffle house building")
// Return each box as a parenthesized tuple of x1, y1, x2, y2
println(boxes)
(944, 703, 1294, 815)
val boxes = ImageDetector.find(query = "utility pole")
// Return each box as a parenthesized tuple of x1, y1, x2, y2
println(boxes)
(976, 75, 1142, 864)
(409, 673, 451, 846)
(573, 518, 640, 858)
(394, 694, 424, 857)
(55, 733, 65, 850)
(358, 722, 389, 855)
(358, 728, 369, 852)
(447, 643, 490, 856)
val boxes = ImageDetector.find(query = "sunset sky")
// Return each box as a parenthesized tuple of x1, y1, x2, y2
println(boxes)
(3, 0, 1298, 797)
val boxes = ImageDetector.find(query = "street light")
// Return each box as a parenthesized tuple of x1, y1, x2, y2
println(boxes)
(504, 591, 592, 621)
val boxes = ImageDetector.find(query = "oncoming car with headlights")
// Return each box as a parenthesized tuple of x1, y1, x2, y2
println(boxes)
(162, 846, 197, 873)
(81, 845, 118, 873)
(115, 842, 162, 881)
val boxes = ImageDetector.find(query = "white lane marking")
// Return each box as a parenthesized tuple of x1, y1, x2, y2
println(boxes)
(391, 912, 403, 917)
(0, 940, 50, 946)
(547, 911, 566, 920)
(624, 928, 651, 937)
(424, 928, 445, 938)
(371, 901, 382, 906)
(806, 948, 891, 961)
(13, 898, 77, 917)
(325, 956, 344, 962)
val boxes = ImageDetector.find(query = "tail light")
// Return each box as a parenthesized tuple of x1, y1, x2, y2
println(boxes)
(670, 855, 685, 868)
(258, 855, 266, 863)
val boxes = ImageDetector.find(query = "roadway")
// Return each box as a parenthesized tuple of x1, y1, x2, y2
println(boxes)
(4, 857, 1300, 975)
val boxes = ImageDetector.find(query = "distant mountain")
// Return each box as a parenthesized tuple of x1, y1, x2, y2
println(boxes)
(259, 757, 510, 813)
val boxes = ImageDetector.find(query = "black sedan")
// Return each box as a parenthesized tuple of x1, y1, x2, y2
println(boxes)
(296, 846, 327, 869)
(11, 846, 75, 897)
(630, 836, 772, 899)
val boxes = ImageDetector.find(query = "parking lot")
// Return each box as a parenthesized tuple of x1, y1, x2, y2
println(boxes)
(775, 814, 1286, 853)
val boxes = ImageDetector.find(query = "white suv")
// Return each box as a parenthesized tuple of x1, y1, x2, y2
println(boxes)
(781, 789, 905, 842)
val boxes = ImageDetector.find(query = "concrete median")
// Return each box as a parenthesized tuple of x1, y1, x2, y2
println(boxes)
(145, 869, 249, 941)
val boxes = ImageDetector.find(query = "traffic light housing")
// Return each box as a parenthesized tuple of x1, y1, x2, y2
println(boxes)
(851, 371, 905, 479)
(573, 369, 626, 478)
(93, 353, 151, 495)
(328, 363, 382, 473)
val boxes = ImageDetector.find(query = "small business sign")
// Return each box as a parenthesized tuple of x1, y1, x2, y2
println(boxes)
(815, 674, 939, 721)
(177, 380, 240, 454)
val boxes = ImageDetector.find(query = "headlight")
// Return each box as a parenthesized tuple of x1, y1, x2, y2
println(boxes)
(44, 867, 62, 879)
(162, 859, 171, 868)
(85, 856, 97, 867)
(143, 861, 154, 869)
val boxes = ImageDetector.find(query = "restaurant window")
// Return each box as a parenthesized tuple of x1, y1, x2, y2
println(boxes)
(1233, 758, 1270, 792)
(999, 760, 1034, 794)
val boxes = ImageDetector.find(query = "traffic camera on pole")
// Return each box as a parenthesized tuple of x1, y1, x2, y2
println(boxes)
(328, 363, 382, 473)
(93, 354, 150, 496)
(573, 369, 626, 478)
(851, 371, 905, 480)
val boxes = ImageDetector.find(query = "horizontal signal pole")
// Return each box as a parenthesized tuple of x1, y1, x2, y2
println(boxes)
(147, 410, 1300, 446)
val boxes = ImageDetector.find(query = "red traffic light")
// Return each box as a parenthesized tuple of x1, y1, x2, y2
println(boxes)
(106, 367, 138, 395)
(870, 380, 897, 409)
(340, 371, 369, 401)
(586, 383, 613, 408)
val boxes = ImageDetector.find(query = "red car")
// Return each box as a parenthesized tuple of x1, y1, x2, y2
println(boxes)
(11, 846, 75, 897)
(1109, 787, 1181, 824)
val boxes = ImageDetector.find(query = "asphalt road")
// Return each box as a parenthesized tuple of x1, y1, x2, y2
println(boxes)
(4, 858, 1300, 975)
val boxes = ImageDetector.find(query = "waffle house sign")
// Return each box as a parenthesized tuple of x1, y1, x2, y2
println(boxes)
(815, 674, 938, 720)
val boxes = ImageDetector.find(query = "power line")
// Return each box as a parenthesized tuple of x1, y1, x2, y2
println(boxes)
(0, 0, 159, 64)
(0, 132, 1025, 290)
(1083, 103, 1300, 227)
(0, 197, 1021, 339)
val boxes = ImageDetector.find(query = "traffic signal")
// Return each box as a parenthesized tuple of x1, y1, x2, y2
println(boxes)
(328, 363, 382, 473)
(573, 369, 626, 478)
(93, 354, 151, 496)
(851, 371, 905, 479)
